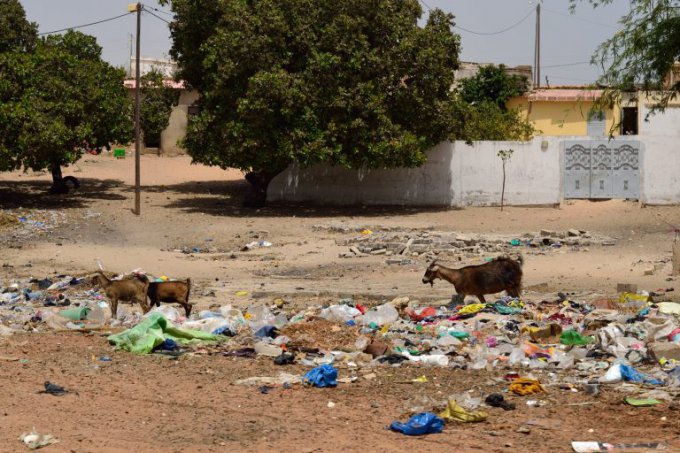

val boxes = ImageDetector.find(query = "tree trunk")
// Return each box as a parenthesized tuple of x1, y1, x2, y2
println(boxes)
(500, 160, 506, 211)
(49, 163, 66, 194)
(244, 169, 283, 208)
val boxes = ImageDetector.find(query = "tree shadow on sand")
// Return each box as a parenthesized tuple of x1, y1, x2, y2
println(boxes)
(0, 178, 127, 210)
(153, 179, 455, 218)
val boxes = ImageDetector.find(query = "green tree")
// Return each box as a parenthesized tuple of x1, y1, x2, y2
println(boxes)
(161, 0, 462, 206)
(140, 69, 179, 148)
(459, 64, 529, 111)
(572, 0, 680, 111)
(453, 101, 536, 142)
(0, 0, 37, 53)
(0, 31, 133, 192)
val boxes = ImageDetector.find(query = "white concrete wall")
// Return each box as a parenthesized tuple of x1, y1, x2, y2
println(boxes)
(450, 138, 561, 206)
(641, 135, 680, 205)
(638, 105, 680, 204)
(269, 133, 680, 207)
(160, 90, 199, 156)
(268, 138, 564, 207)
(268, 142, 455, 206)
(639, 105, 680, 137)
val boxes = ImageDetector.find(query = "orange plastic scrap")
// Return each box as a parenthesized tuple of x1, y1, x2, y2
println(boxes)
(522, 342, 553, 357)
(509, 378, 545, 396)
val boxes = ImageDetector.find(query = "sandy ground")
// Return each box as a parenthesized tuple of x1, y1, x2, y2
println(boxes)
(1, 154, 680, 452)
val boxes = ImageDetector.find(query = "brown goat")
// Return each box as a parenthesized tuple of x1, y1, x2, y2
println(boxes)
(92, 271, 150, 318)
(147, 279, 192, 317)
(421, 255, 523, 303)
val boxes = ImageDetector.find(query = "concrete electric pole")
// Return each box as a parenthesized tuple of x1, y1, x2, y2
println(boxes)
(128, 3, 142, 215)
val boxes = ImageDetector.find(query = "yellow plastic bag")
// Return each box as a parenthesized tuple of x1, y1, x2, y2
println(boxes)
(438, 399, 488, 423)
(457, 304, 486, 316)
(615, 292, 651, 313)
(509, 378, 545, 395)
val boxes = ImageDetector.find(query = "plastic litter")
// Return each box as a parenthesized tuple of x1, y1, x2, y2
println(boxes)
(58, 306, 91, 321)
(456, 304, 486, 316)
(619, 364, 663, 385)
(389, 412, 444, 436)
(485, 393, 516, 410)
(571, 441, 664, 452)
(234, 373, 300, 386)
(302, 364, 338, 388)
(274, 352, 295, 365)
(438, 399, 488, 423)
(362, 303, 399, 326)
(560, 330, 594, 345)
(320, 304, 361, 322)
(509, 378, 546, 395)
(107, 313, 220, 354)
(624, 397, 662, 406)
(18, 429, 58, 450)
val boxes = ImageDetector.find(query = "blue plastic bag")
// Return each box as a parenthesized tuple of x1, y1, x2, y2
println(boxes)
(390, 412, 444, 436)
(620, 364, 663, 385)
(302, 364, 337, 388)
(158, 338, 178, 351)
(254, 325, 278, 338)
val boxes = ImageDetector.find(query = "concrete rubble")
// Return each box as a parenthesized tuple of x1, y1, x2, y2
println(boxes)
(326, 227, 613, 259)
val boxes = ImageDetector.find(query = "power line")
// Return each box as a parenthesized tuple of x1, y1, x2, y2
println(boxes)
(543, 7, 619, 30)
(419, 1, 533, 36)
(455, 8, 534, 36)
(145, 9, 171, 25)
(146, 6, 174, 18)
(419, 0, 433, 11)
(38, 12, 134, 36)
(543, 74, 599, 83)
(543, 61, 592, 69)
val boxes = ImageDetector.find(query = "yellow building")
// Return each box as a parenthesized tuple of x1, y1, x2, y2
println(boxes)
(506, 88, 627, 137)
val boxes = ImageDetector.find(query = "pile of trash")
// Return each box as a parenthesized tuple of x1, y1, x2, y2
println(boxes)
(3, 271, 680, 391)
(0, 209, 67, 248)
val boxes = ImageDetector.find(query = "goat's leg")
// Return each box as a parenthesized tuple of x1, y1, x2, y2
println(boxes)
(507, 287, 520, 298)
(111, 298, 118, 319)
(182, 301, 191, 317)
(138, 297, 150, 314)
(477, 294, 487, 304)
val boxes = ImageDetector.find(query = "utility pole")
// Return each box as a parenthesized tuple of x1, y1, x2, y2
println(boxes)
(128, 33, 133, 78)
(534, 2, 541, 88)
(128, 3, 142, 215)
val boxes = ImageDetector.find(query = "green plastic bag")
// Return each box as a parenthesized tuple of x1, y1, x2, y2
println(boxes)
(560, 329, 594, 346)
(108, 313, 220, 354)
(59, 306, 91, 321)
(624, 397, 662, 407)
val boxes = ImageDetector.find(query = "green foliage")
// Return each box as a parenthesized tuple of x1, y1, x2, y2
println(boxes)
(160, 1, 460, 189)
(459, 65, 529, 111)
(160, 0, 537, 204)
(140, 69, 179, 147)
(497, 148, 514, 161)
(0, 31, 133, 175)
(572, 0, 680, 111)
(0, 0, 38, 53)
(453, 101, 536, 142)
